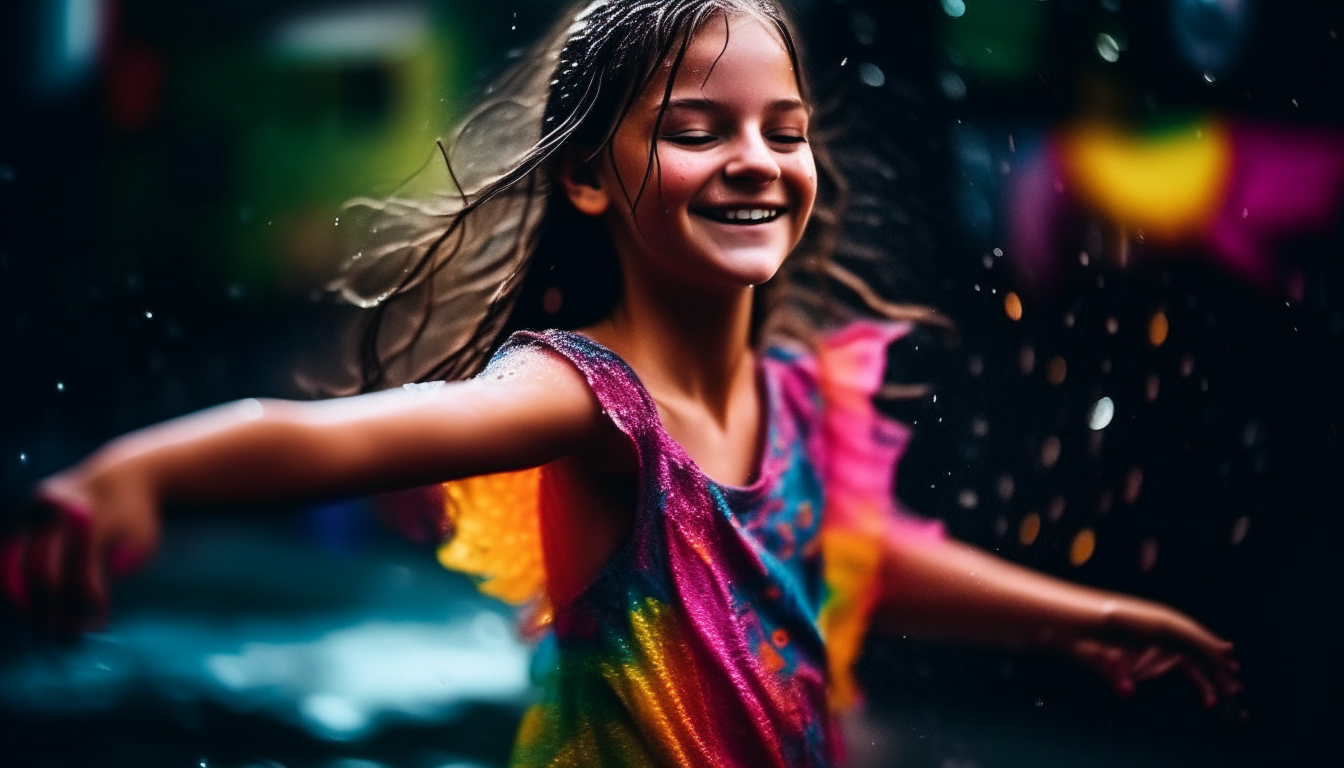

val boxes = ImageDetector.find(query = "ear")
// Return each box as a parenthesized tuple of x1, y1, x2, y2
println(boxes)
(558, 150, 611, 217)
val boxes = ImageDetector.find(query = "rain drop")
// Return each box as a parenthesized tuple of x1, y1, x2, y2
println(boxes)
(1095, 34, 1121, 63)
(1145, 374, 1161, 402)
(938, 70, 967, 101)
(1088, 397, 1115, 430)
(19, 452, 28, 465)
(1203, 71, 1217, 84)
(144, 310, 154, 320)
(957, 489, 979, 510)
(1046, 356, 1068, 385)
(940, 0, 966, 18)
(1048, 495, 1066, 522)
(857, 62, 885, 88)
(1148, 311, 1169, 346)
(1018, 513, 1041, 546)
(1123, 466, 1144, 504)
(1138, 537, 1159, 573)
(1069, 528, 1097, 566)
(1041, 437, 1062, 468)
(56, 381, 65, 392)
(1018, 345, 1036, 375)
(1230, 516, 1250, 545)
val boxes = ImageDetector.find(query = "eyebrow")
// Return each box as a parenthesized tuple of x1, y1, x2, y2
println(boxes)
(661, 97, 811, 115)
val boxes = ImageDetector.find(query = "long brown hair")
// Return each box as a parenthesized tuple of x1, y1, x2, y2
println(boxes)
(327, 0, 949, 393)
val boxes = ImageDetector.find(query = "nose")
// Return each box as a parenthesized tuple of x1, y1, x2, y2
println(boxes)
(723, 131, 781, 185)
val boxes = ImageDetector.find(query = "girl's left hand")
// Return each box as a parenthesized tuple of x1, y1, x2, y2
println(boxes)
(1064, 598, 1241, 708)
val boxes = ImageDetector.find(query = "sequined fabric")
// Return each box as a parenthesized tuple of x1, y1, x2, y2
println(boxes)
(436, 323, 942, 767)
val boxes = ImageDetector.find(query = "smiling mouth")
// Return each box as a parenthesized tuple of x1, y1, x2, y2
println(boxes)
(695, 207, 786, 225)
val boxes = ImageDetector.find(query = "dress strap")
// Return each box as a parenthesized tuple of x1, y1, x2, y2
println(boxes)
(488, 329, 667, 470)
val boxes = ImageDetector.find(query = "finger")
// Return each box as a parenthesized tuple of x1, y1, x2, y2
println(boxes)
(1159, 614, 1235, 662)
(63, 508, 108, 632)
(1181, 659, 1219, 709)
(1134, 649, 1183, 681)
(1, 538, 30, 613)
(24, 527, 68, 633)
(1079, 641, 1135, 697)
(1130, 647, 1165, 678)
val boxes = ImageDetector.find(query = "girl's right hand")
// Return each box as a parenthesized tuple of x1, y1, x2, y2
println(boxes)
(1, 465, 160, 637)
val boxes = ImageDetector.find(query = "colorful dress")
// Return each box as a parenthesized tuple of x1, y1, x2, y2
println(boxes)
(415, 323, 943, 767)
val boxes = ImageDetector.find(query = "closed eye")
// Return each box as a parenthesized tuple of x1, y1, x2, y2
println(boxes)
(662, 132, 717, 146)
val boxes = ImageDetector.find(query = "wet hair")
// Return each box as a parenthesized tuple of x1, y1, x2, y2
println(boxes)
(328, 0, 948, 393)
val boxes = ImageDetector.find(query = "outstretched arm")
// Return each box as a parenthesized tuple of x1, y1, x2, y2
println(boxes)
(872, 534, 1240, 707)
(2, 350, 605, 634)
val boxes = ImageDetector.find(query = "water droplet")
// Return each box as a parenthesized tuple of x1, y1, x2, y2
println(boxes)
(1138, 537, 1159, 573)
(938, 70, 966, 100)
(1203, 70, 1217, 84)
(55, 381, 65, 392)
(992, 247, 1004, 257)
(957, 489, 979, 509)
(1046, 356, 1067, 385)
(1069, 528, 1097, 566)
(1148, 311, 1169, 346)
(1123, 466, 1144, 504)
(1018, 345, 1036, 375)
(857, 62, 885, 88)
(1145, 374, 1161, 402)
(940, 0, 966, 18)
(19, 452, 29, 464)
(1096, 34, 1121, 63)
(1019, 513, 1041, 546)
(971, 417, 990, 437)
(1041, 436, 1062, 468)
(968, 355, 984, 376)
(1088, 397, 1115, 430)
(1105, 316, 1119, 335)
(1230, 516, 1250, 545)
(840, 57, 848, 67)
(1079, 250, 1090, 266)
(997, 475, 1015, 500)
(1179, 353, 1195, 377)
(144, 310, 154, 319)
(1003, 292, 1023, 321)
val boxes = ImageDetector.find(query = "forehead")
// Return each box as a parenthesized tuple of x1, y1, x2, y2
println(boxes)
(647, 13, 800, 103)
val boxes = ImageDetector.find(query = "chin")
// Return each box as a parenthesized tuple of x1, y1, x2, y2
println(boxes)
(709, 247, 789, 287)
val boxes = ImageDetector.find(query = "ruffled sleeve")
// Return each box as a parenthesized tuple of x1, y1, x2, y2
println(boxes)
(814, 321, 945, 710)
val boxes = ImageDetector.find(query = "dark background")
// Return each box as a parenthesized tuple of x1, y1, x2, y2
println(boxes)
(1, 1, 1341, 767)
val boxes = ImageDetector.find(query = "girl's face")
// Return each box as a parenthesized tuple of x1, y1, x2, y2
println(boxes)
(583, 13, 818, 291)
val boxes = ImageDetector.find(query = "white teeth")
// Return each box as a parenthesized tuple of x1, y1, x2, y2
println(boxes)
(721, 208, 779, 222)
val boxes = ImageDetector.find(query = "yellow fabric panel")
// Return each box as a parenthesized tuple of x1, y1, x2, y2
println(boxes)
(817, 528, 886, 711)
(437, 468, 548, 608)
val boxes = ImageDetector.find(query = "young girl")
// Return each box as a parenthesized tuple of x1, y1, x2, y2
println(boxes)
(3, 1, 1239, 765)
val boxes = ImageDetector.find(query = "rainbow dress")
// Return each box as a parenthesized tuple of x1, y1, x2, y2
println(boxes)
(409, 323, 943, 767)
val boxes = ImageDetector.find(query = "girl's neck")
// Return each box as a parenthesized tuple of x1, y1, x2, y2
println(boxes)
(588, 278, 756, 423)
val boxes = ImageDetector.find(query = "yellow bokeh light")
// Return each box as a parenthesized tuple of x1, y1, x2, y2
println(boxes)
(1148, 310, 1169, 347)
(1018, 512, 1041, 546)
(1069, 528, 1096, 566)
(1004, 292, 1023, 321)
(1058, 120, 1233, 241)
